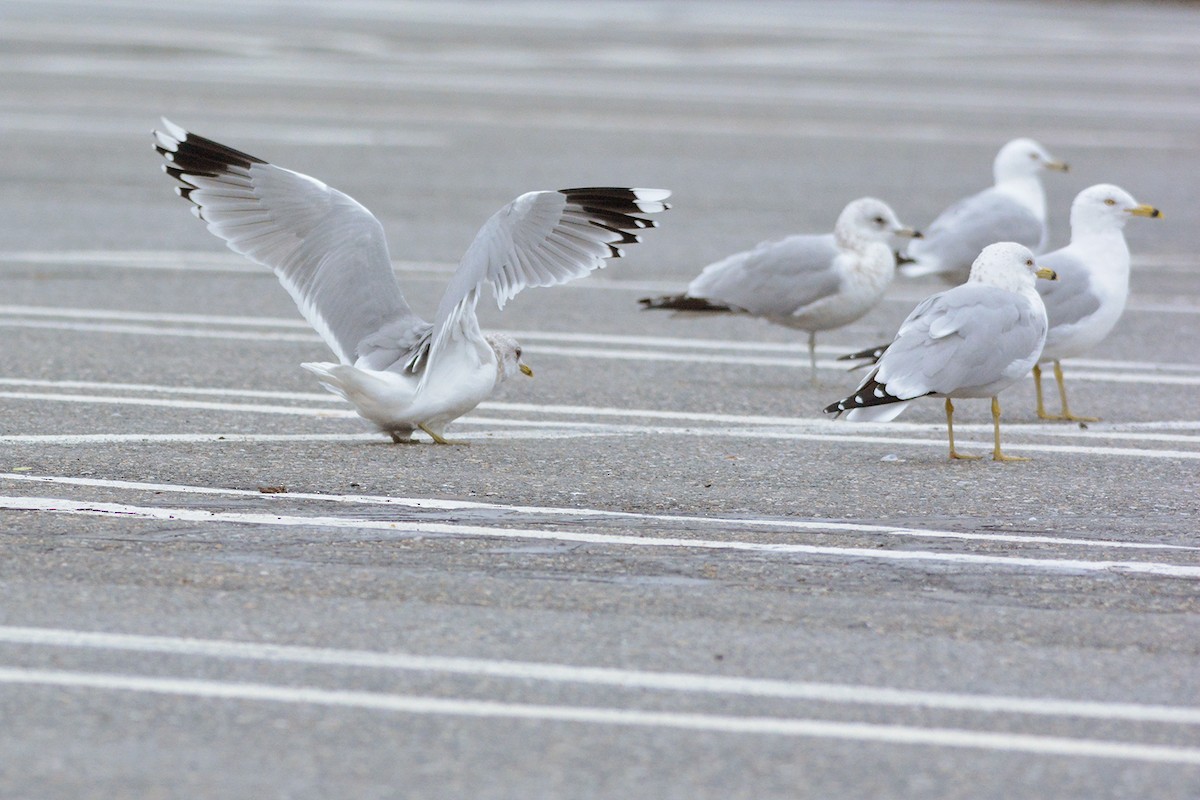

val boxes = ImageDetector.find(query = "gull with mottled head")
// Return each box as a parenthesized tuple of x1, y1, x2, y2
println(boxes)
(154, 119, 669, 443)
(639, 198, 920, 381)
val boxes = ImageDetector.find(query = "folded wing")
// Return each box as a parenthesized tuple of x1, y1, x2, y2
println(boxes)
(687, 234, 843, 317)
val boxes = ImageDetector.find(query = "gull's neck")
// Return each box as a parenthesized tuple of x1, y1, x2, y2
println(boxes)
(994, 174, 1047, 220)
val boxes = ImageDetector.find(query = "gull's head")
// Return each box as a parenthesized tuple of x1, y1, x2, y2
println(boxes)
(968, 242, 1055, 291)
(836, 197, 921, 245)
(1069, 183, 1161, 235)
(994, 137, 1069, 182)
(486, 333, 533, 383)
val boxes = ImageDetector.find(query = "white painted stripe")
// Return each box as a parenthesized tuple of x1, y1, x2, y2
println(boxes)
(5, 472, 1192, 553)
(8, 313, 1200, 386)
(4, 302, 1200, 372)
(3, 313, 1199, 386)
(3, 376, 1200, 442)
(3, 496, 1198, 578)
(3, 625, 1198, 727)
(0, 667, 1196, 764)
(0, 255, 454, 275)
(6, 378, 1200, 441)
(0, 377, 334, 402)
(0, 318, 320, 343)
(0, 391, 354, 418)
(1, 409, 1198, 460)
(2, 301, 1200, 367)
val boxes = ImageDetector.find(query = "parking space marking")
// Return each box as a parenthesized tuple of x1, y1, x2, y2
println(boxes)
(1, 417, 1198, 461)
(4, 472, 1194, 553)
(3, 625, 1198, 726)
(1, 667, 1198, 764)
(4, 495, 1199, 578)
(3, 302, 1200, 377)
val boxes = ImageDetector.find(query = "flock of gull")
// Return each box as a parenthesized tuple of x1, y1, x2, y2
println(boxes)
(153, 121, 1159, 460)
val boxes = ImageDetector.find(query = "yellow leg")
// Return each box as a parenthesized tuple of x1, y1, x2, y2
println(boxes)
(945, 398, 981, 460)
(991, 396, 1029, 462)
(1033, 364, 1053, 419)
(807, 331, 818, 385)
(1053, 361, 1099, 423)
(418, 423, 470, 446)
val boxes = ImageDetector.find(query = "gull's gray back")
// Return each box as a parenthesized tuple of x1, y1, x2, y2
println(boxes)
(912, 189, 1043, 273)
(1037, 249, 1103, 334)
(689, 233, 843, 317)
(879, 283, 1047, 398)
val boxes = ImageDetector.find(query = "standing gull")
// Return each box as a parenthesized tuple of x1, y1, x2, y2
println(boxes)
(153, 119, 669, 444)
(639, 198, 920, 380)
(1033, 184, 1161, 421)
(901, 138, 1068, 284)
(825, 242, 1056, 462)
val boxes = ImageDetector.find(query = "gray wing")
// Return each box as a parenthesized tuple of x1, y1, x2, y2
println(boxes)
(426, 187, 669, 364)
(1037, 248, 1102, 332)
(907, 188, 1043, 273)
(875, 284, 1047, 398)
(154, 119, 428, 369)
(687, 233, 843, 317)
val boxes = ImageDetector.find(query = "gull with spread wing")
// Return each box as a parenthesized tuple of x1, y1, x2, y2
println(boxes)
(638, 198, 919, 381)
(154, 119, 669, 443)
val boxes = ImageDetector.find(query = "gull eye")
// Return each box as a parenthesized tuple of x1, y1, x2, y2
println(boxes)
(515, 347, 522, 358)
(873, 216, 885, 225)
(1104, 198, 1116, 206)
(1026, 259, 1034, 267)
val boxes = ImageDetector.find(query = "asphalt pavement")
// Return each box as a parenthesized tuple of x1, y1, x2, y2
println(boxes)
(1, 1, 1199, 798)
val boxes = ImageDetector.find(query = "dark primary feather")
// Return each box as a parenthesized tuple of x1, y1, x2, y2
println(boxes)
(823, 373, 923, 417)
(638, 295, 735, 312)
(155, 119, 428, 369)
(837, 343, 890, 364)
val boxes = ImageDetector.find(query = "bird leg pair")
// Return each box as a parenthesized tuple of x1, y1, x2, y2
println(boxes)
(417, 424, 469, 446)
(1033, 362, 1099, 422)
(944, 397, 1028, 462)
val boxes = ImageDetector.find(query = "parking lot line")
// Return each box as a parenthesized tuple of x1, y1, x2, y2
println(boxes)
(3, 624, 1198, 726)
(4, 495, 1199, 578)
(1, 667, 1197, 764)
(3, 472, 1195, 553)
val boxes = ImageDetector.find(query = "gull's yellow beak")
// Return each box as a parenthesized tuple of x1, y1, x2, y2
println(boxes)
(1036, 267, 1057, 280)
(1045, 160, 1069, 172)
(520, 363, 534, 377)
(1129, 204, 1162, 218)
(896, 227, 922, 239)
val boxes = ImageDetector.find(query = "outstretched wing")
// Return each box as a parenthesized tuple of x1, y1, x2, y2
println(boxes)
(154, 119, 429, 369)
(425, 187, 670, 369)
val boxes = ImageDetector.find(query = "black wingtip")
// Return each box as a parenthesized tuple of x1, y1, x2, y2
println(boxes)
(836, 343, 889, 363)
(638, 295, 733, 312)
(155, 123, 266, 181)
(825, 377, 920, 416)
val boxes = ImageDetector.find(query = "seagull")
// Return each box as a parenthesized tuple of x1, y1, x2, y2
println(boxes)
(1033, 184, 1161, 421)
(153, 119, 669, 444)
(825, 242, 1056, 462)
(638, 198, 920, 380)
(900, 138, 1068, 284)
